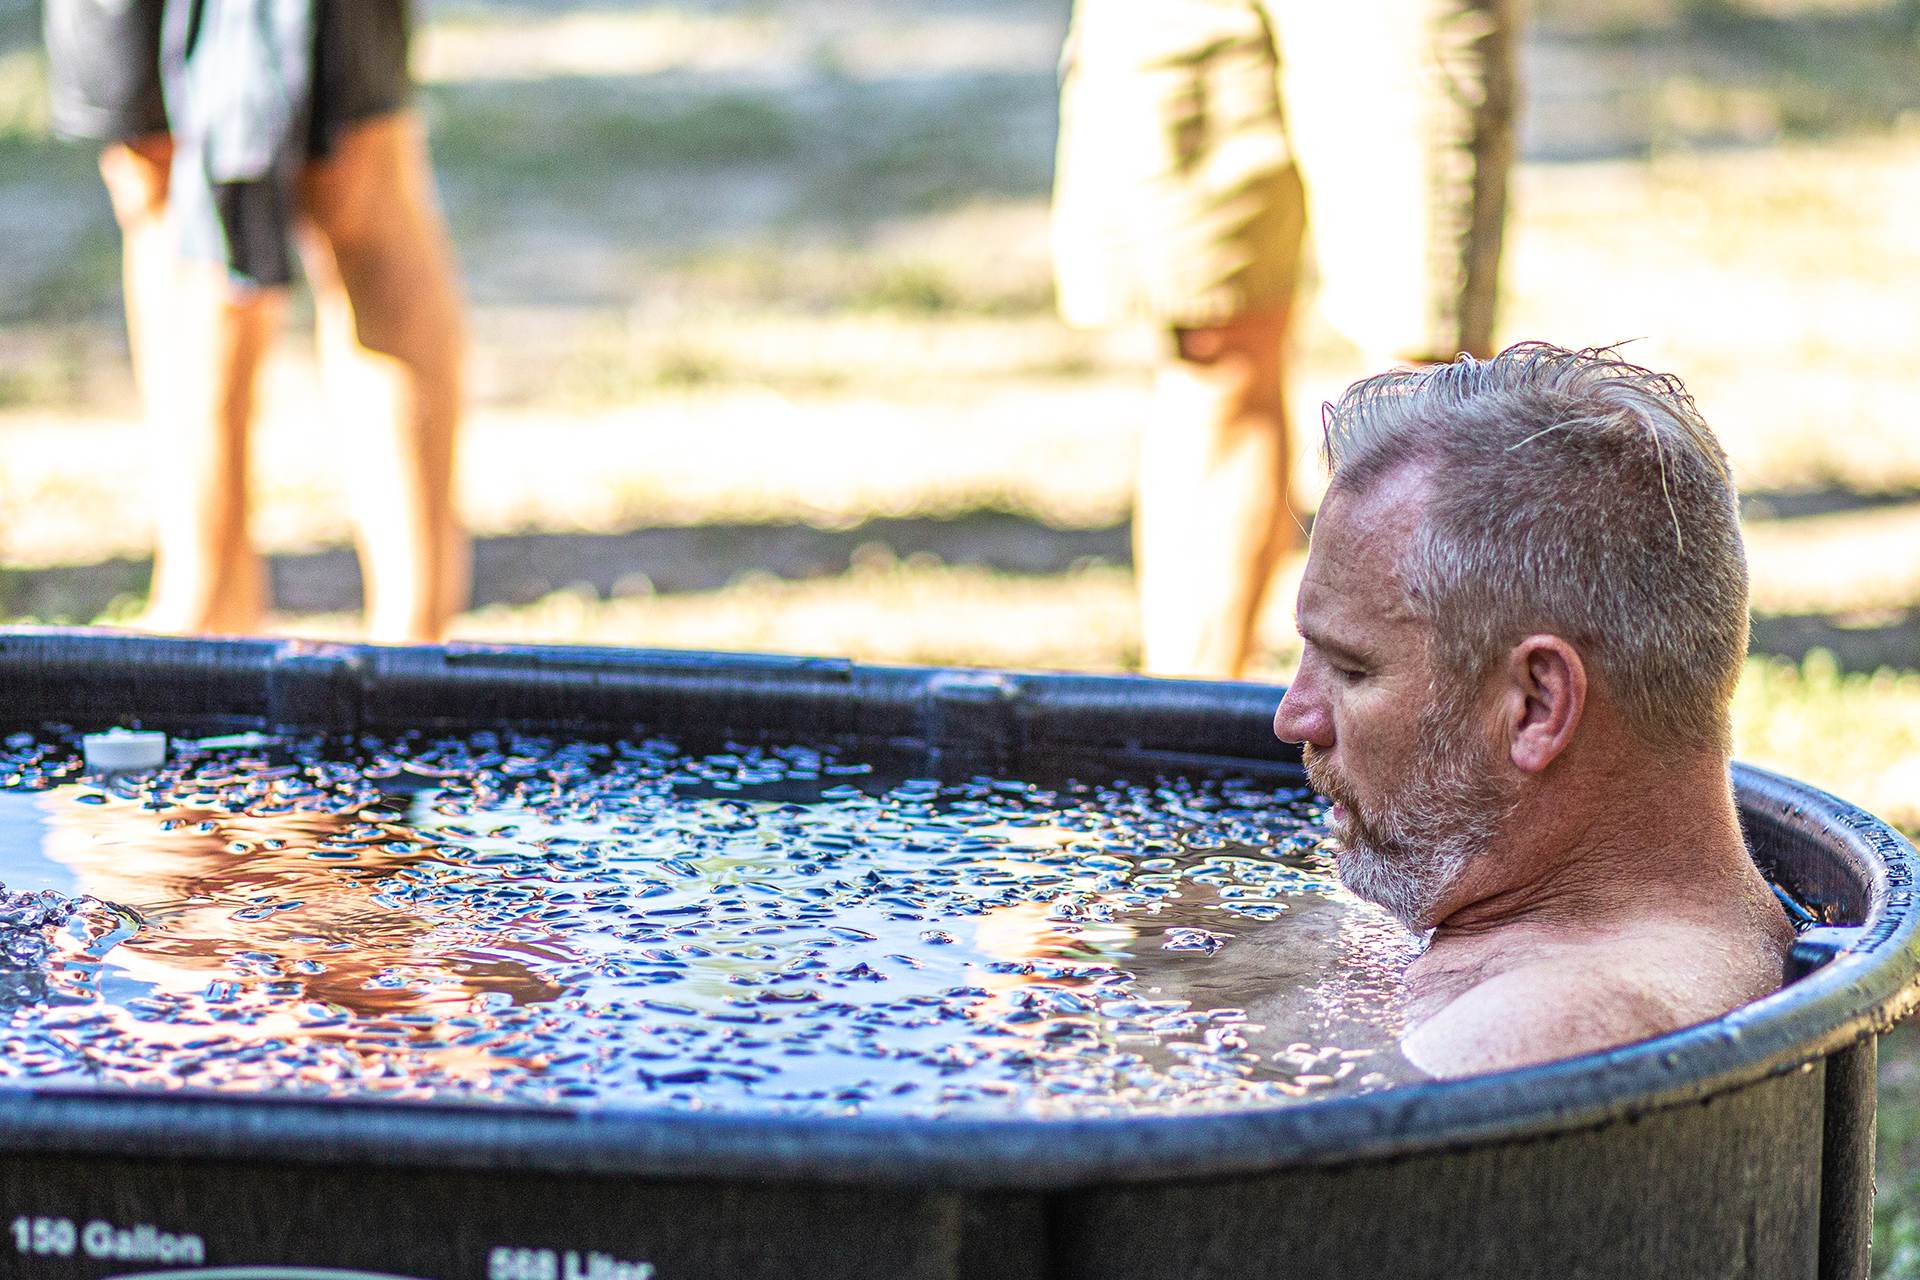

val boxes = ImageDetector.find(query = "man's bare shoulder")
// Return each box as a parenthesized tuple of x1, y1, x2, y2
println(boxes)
(1400, 953, 1675, 1078)
(1400, 927, 1784, 1079)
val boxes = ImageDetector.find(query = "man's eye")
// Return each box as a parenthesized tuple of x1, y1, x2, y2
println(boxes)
(1336, 666, 1366, 683)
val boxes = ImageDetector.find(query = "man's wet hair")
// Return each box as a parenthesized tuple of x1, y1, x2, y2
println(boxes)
(1321, 341, 1748, 757)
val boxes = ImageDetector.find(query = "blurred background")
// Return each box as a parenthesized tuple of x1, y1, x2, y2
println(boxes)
(7, 0, 1920, 1261)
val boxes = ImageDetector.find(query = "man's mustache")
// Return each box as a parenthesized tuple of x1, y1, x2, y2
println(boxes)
(1301, 745, 1360, 842)
(1302, 744, 1353, 810)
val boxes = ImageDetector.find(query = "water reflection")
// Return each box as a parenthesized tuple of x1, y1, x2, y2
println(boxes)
(43, 794, 563, 1013)
(0, 736, 1418, 1113)
(36, 791, 561, 1088)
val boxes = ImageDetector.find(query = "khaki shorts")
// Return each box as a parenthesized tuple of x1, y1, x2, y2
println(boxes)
(1052, 0, 1509, 361)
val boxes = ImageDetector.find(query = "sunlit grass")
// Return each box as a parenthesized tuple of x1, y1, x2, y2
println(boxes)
(1733, 651, 1920, 832)
(275, 557, 1147, 676)
(1880, 1018, 1920, 1279)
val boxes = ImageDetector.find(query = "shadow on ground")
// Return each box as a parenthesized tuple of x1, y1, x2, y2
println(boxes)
(0, 511, 1132, 623)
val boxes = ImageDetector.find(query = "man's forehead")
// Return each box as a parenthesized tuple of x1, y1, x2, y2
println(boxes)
(1298, 465, 1431, 634)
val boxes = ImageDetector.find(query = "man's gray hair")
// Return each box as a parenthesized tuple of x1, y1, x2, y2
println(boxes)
(1322, 341, 1748, 757)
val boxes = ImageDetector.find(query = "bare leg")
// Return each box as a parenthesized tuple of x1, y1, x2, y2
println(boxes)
(1134, 306, 1300, 678)
(298, 111, 468, 643)
(102, 137, 278, 635)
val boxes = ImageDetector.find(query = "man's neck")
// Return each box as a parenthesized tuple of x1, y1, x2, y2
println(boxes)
(1397, 738, 1796, 1074)
(1430, 747, 1748, 943)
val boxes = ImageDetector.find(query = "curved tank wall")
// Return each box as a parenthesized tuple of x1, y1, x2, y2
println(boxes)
(0, 630, 1909, 1280)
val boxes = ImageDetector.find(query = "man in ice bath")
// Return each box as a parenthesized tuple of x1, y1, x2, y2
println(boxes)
(1272, 342, 1793, 1078)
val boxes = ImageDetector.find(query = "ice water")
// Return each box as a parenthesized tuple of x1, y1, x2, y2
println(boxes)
(0, 729, 1421, 1117)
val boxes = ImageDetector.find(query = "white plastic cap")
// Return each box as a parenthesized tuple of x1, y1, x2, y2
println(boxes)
(82, 729, 168, 772)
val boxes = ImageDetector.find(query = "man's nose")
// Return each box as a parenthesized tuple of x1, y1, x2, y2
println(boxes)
(1272, 675, 1332, 747)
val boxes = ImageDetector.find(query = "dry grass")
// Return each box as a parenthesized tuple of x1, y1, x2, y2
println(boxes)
(9, 138, 1920, 588)
(410, 9, 1063, 85)
(0, 347, 1151, 568)
(460, 558, 1155, 674)
(1744, 504, 1920, 616)
(1504, 137, 1920, 497)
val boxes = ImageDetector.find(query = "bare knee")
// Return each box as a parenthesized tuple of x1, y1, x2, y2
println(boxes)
(300, 113, 423, 253)
(299, 114, 461, 353)
(99, 134, 174, 229)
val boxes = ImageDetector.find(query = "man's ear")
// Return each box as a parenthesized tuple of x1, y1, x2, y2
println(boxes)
(1502, 635, 1586, 774)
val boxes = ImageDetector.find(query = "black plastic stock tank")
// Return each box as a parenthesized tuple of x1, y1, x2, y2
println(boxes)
(0, 629, 1912, 1280)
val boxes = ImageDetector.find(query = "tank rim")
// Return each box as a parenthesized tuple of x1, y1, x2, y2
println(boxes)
(0, 770, 1906, 1191)
(0, 634, 1911, 1190)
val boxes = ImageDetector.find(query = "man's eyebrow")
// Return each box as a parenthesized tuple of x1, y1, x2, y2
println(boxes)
(1297, 621, 1370, 665)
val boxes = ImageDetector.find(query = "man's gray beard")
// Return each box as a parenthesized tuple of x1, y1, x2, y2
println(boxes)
(1304, 698, 1516, 931)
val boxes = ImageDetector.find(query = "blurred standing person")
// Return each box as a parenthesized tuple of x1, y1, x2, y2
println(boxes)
(45, 0, 469, 640)
(1053, 0, 1518, 677)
